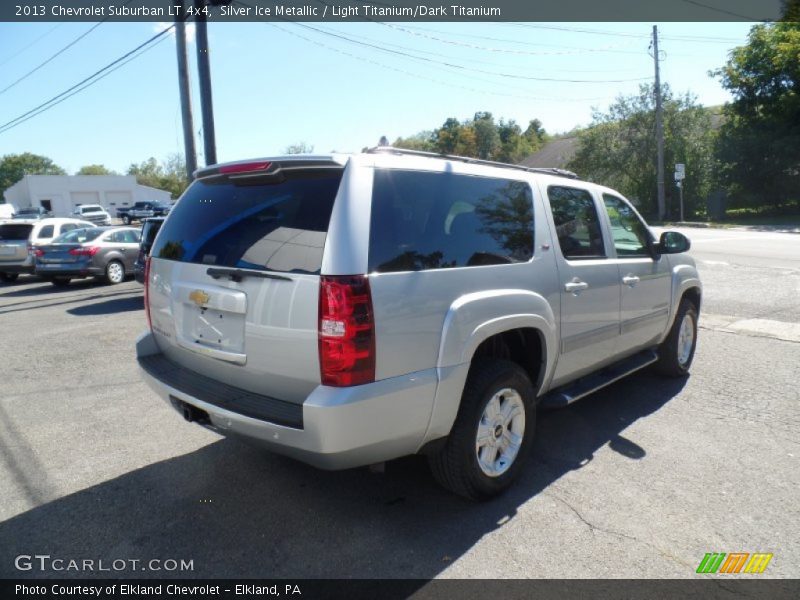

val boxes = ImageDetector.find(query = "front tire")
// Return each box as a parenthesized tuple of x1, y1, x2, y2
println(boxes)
(51, 277, 71, 287)
(121, 215, 130, 225)
(428, 359, 536, 500)
(0, 272, 19, 283)
(655, 298, 698, 377)
(105, 260, 125, 284)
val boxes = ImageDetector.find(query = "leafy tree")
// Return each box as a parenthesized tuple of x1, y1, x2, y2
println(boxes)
(284, 142, 315, 154)
(76, 164, 117, 176)
(127, 154, 189, 199)
(568, 84, 716, 219)
(395, 113, 547, 164)
(0, 152, 66, 197)
(713, 22, 800, 210)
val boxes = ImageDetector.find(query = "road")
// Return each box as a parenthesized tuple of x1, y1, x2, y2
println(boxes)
(0, 227, 798, 581)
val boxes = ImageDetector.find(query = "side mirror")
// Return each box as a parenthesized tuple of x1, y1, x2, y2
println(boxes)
(656, 231, 691, 255)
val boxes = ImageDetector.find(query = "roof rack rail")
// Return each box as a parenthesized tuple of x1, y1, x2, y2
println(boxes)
(365, 146, 579, 180)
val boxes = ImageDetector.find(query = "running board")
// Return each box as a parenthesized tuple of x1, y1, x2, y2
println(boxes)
(538, 349, 659, 409)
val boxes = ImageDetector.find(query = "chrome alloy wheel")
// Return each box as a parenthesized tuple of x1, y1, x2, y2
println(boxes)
(107, 261, 124, 283)
(475, 388, 526, 478)
(677, 311, 695, 367)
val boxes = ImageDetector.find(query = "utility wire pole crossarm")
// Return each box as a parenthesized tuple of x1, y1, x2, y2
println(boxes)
(652, 25, 666, 222)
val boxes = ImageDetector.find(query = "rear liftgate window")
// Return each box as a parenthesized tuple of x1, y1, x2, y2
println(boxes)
(151, 170, 343, 274)
(369, 169, 534, 273)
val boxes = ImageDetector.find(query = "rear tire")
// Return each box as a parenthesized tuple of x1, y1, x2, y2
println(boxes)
(428, 359, 536, 500)
(51, 277, 71, 287)
(655, 298, 698, 377)
(121, 215, 130, 225)
(105, 260, 125, 284)
(0, 272, 19, 283)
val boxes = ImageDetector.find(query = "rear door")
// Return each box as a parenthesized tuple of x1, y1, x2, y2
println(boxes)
(118, 229, 141, 269)
(543, 183, 622, 387)
(148, 162, 345, 404)
(0, 223, 34, 265)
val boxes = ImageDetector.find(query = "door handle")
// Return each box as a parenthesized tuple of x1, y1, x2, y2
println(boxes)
(565, 279, 589, 294)
(622, 275, 640, 286)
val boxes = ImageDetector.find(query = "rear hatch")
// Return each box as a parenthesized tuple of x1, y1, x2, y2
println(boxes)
(147, 159, 345, 404)
(0, 223, 34, 264)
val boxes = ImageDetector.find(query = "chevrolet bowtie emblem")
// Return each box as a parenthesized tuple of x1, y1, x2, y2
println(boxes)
(189, 290, 210, 307)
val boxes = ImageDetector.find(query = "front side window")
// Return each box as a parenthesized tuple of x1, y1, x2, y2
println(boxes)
(602, 194, 652, 257)
(369, 169, 534, 273)
(547, 186, 606, 260)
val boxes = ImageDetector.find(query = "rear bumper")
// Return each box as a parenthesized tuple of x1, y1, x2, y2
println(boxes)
(0, 255, 34, 274)
(35, 264, 102, 277)
(136, 332, 442, 469)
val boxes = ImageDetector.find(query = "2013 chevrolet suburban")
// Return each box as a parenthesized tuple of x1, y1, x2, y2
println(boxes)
(137, 148, 701, 499)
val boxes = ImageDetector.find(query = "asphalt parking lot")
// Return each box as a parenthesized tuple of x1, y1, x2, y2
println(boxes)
(1, 227, 798, 580)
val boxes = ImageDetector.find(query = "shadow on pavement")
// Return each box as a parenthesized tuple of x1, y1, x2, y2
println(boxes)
(0, 371, 687, 580)
(67, 296, 143, 316)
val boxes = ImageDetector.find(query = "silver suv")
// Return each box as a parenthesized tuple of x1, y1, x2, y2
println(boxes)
(137, 149, 701, 499)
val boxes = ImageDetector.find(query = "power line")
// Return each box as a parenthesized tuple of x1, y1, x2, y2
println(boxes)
(285, 21, 652, 84)
(0, 22, 104, 97)
(504, 23, 746, 44)
(0, 25, 175, 135)
(270, 22, 615, 103)
(677, 0, 762, 20)
(0, 24, 64, 69)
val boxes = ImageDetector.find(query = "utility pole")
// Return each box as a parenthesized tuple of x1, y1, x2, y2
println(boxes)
(174, 0, 197, 181)
(652, 25, 666, 221)
(195, 0, 217, 166)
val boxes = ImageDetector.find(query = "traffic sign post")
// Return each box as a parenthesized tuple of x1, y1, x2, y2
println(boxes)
(675, 164, 685, 221)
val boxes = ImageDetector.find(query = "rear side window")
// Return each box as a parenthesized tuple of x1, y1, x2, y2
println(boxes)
(0, 224, 33, 241)
(152, 170, 342, 274)
(547, 186, 606, 259)
(56, 228, 103, 244)
(37, 225, 54, 239)
(141, 220, 163, 248)
(369, 170, 534, 273)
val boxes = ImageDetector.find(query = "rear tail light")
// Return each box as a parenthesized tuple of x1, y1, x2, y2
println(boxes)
(68, 246, 100, 256)
(143, 257, 152, 330)
(318, 275, 375, 387)
(33, 248, 44, 257)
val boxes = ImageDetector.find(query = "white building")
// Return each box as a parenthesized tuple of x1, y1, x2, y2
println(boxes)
(3, 175, 172, 217)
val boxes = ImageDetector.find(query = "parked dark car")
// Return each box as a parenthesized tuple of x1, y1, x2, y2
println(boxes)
(134, 217, 164, 284)
(13, 207, 51, 220)
(118, 201, 171, 224)
(34, 226, 141, 286)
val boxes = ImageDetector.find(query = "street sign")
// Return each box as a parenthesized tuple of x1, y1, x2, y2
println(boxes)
(675, 163, 685, 180)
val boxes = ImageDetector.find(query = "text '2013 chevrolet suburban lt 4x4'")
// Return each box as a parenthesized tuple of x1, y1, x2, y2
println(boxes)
(137, 148, 701, 500)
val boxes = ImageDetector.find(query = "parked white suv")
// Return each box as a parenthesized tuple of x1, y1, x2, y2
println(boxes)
(0, 217, 97, 282)
(137, 149, 701, 499)
(72, 204, 111, 226)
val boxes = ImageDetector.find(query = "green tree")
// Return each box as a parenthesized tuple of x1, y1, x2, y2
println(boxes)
(76, 164, 117, 176)
(393, 130, 435, 152)
(713, 22, 800, 210)
(568, 84, 716, 219)
(284, 142, 315, 154)
(0, 152, 66, 197)
(127, 154, 189, 200)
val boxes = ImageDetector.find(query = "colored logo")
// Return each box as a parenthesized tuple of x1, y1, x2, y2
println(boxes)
(189, 290, 210, 307)
(696, 553, 773, 574)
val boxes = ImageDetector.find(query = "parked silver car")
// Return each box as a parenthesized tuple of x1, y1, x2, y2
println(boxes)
(0, 218, 97, 282)
(137, 150, 701, 499)
(35, 226, 141, 286)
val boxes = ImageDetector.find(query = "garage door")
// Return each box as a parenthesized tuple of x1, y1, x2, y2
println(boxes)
(70, 191, 100, 209)
(105, 191, 132, 208)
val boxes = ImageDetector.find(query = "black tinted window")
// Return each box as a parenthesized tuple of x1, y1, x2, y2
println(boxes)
(0, 224, 33, 240)
(141, 220, 163, 249)
(369, 170, 534, 273)
(38, 225, 54, 239)
(547, 186, 605, 259)
(151, 170, 342, 274)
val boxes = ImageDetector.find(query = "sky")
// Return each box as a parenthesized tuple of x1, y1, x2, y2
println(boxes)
(0, 20, 755, 174)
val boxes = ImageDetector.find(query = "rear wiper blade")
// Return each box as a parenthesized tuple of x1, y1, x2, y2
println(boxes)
(206, 267, 292, 283)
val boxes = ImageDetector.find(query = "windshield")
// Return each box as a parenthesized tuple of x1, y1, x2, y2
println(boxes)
(0, 224, 34, 240)
(54, 228, 104, 244)
(152, 169, 343, 274)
